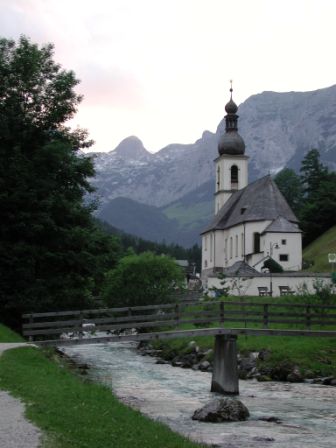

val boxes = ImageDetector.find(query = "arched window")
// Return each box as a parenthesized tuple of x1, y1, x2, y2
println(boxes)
(231, 165, 238, 189)
(253, 232, 260, 253)
(235, 235, 238, 257)
(230, 237, 233, 259)
(217, 166, 220, 191)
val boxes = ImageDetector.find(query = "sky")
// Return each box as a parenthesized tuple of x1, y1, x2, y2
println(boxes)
(1, 0, 336, 153)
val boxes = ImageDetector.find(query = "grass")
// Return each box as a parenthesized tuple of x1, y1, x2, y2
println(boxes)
(303, 225, 336, 272)
(0, 326, 204, 448)
(153, 333, 336, 377)
(0, 323, 24, 342)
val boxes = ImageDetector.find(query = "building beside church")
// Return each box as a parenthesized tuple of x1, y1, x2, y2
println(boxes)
(201, 88, 303, 284)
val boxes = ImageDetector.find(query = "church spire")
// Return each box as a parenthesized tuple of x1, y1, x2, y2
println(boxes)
(218, 83, 245, 155)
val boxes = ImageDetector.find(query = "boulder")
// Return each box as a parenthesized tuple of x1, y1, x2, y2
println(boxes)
(287, 368, 304, 383)
(199, 360, 211, 371)
(192, 398, 249, 423)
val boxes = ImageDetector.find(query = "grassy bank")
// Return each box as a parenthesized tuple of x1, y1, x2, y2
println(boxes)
(0, 329, 203, 448)
(0, 323, 24, 342)
(153, 334, 336, 377)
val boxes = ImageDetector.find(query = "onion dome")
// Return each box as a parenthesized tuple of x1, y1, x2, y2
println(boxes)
(225, 98, 238, 114)
(218, 84, 246, 156)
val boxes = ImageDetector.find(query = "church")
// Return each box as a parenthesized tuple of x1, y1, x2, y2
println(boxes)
(201, 87, 303, 282)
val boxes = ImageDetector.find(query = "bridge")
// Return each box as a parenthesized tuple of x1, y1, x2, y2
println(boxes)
(22, 299, 336, 395)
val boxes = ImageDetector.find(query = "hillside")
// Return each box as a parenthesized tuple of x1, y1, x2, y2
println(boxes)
(303, 226, 336, 272)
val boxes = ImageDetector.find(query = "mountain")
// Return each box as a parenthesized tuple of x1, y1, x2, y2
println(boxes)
(90, 85, 336, 246)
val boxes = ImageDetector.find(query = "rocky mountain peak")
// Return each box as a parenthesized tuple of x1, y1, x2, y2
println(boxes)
(113, 136, 151, 161)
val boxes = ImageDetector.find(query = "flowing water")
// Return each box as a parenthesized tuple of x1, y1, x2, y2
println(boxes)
(63, 341, 336, 448)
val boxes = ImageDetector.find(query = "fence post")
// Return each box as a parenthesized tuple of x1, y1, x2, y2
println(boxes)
(79, 311, 83, 339)
(306, 305, 311, 330)
(175, 303, 180, 327)
(28, 314, 33, 342)
(220, 301, 225, 326)
(263, 304, 269, 329)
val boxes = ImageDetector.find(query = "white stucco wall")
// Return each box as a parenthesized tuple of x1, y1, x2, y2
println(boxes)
(262, 232, 302, 271)
(202, 222, 302, 273)
(204, 274, 333, 297)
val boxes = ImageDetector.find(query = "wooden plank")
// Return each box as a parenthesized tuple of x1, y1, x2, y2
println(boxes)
(33, 327, 336, 346)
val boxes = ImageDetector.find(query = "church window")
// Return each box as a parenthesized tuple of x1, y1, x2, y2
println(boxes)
(230, 165, 238, 189)
(281, 239, 287, 245)
(279, 254, 289, 262)
(253, 232, 260, 253)
(224, 238, 228, 256)
(204, 235, 208, 251)
(230, 237, 233, 259)
(204, 259, 208, 268)
(235, 235, 238, 257)
(217, 166, 220, 191)
(241, 233, 244, 257)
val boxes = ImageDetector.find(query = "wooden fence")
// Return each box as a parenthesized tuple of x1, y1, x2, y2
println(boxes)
(22, 300, 336, 342)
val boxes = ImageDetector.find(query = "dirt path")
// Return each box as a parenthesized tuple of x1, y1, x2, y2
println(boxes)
(0, 344, 42, 448)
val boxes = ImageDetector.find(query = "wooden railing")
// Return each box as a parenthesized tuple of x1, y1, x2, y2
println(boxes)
(22, 300, 336, 342)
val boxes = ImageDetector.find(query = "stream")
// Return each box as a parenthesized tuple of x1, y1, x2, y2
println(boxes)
(63, 341, 336, 448)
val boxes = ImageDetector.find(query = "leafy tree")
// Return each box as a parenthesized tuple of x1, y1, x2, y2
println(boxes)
(274, 168, 303, 216)
(0, 36, 119, 327)
(262, 258, 284, 273)
(102, 252, 184, 307)
(300, 149, 328, 198)
(299, 149, 336, 245)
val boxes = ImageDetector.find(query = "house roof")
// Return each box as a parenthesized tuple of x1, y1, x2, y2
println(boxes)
(223, 261, 261, 276)
(262, 216, 302, 234)
(201, 175, 299, 234)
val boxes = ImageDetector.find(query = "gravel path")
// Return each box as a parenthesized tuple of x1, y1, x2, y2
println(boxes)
(0, 343, 42, 448)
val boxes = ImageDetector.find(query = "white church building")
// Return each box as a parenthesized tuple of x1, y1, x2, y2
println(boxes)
(201, 88, 307, 294)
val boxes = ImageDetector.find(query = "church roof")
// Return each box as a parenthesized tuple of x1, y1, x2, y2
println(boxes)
(262, 216, 302, 233)
(223, 261, 261, 276)
(201, 175, 299, 234)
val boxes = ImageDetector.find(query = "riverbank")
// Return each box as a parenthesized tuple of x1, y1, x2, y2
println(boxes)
(0, 325, 204, 448)
(146, 335, 336, 383)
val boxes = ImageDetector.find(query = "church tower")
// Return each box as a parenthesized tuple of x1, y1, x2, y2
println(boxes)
(214, 85, 248, 214)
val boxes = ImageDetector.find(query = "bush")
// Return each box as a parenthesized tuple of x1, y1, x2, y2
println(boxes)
(102, 252, 184, 307)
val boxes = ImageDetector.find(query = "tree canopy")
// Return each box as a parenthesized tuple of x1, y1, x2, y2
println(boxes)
(102, 252, 184, 307)
(275, 149, 336, 247)
(0, 36, 119, 327)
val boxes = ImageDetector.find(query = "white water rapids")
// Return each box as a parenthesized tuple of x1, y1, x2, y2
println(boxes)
(63, 341, 336, 448)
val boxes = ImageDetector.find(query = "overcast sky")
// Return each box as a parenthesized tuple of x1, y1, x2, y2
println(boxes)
(1, 0, 336, 153)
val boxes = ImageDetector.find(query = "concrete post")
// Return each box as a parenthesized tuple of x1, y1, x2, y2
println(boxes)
(211, 335, 239, 395)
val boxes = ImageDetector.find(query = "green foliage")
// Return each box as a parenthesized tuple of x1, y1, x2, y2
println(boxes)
(102, 252, 185, 307)
(274, 150, 336, 247)
(0, 347, 203, 448)
(209, 273, 229, 297)
(0, 36, 120, 327)
(299, 149, 336, 245)
(262, 258, 284, 273)
(274, 168, 303, 215)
